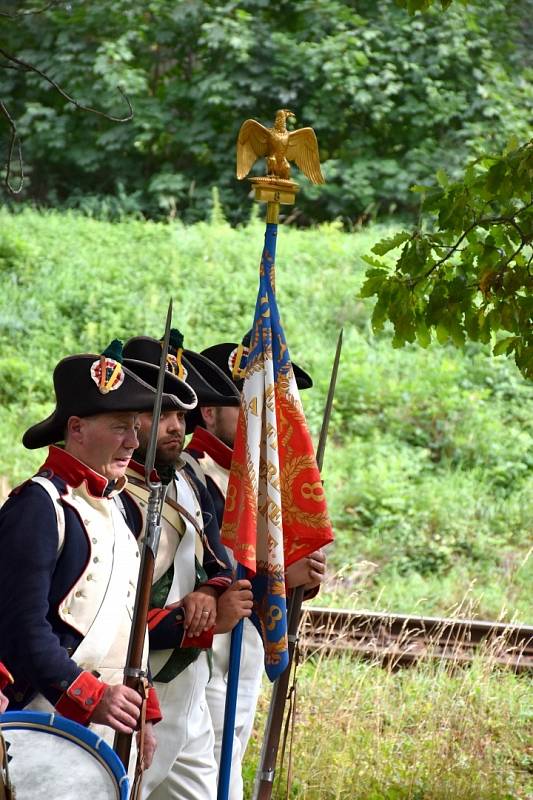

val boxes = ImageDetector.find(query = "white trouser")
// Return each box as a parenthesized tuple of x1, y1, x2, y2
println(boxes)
(206, 620, 264, 800)
(143, 652, 217, 800)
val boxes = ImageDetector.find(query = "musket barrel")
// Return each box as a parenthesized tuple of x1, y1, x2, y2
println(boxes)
(113, 300, 173, 771)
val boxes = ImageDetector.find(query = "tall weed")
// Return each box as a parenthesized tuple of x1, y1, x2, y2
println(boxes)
(244, 655, 533, 799)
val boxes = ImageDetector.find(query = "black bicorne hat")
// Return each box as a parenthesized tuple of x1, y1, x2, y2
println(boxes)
(123, 331, 240, 408)
(123, 358, 198, 412)
(23, 340, 164, 450)
(201, 332, 314, 393)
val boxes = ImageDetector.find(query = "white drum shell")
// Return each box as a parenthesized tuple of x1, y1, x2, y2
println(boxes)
(0, 714, 127, 800)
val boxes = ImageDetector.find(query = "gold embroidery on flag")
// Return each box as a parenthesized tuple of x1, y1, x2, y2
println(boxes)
(301, 481, 325, 502)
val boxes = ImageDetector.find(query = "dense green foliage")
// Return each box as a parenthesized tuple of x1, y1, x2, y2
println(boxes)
(245, 656, 533, 799)
(364, 140, 533, 379)
(1, 0, 531, 222)
(395, 0, 467, 11)
(362, 0, 533, 382)
(0, 209, 531, 620)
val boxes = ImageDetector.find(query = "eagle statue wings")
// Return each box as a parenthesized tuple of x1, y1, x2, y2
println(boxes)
(236, 109, 324, 184)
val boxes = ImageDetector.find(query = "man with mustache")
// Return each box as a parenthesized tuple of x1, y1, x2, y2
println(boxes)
(0, 341, 169, 772)
(123, 334, 253, 800)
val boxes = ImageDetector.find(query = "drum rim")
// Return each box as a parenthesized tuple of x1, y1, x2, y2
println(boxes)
(0, 710, 129, 800)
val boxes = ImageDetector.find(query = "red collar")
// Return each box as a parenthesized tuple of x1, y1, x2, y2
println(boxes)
(39, 446, 123, 498)
(127, 458, 159, 483)
(186, 426, 233, 470)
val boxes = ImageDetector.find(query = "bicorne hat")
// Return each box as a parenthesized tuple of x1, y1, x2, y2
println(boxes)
(201, 332, 313, 393)
(185, 332, 313, 434)
(23, 340, 167, 450)
(123, 330, 240, 409)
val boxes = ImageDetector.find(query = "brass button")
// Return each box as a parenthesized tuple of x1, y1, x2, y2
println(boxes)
(84, 519, 90, 525)
(86, 574, 93, 581)
(75, 591, 82, 598)
(93, 556, 99, 563)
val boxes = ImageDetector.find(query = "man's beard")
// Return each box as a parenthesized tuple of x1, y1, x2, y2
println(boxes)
(134, 437, 183, 469)
(154, 436, 184, 468)
(214, 428, 234, 449)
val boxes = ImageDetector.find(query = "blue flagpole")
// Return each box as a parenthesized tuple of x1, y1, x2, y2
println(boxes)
(217, 217, 279, 800)
(217, 563, 246, 800)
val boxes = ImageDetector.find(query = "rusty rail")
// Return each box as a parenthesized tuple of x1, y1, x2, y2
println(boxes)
(299, 607, 533, 672)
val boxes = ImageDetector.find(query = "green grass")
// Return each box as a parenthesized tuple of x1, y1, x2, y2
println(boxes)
(243, 655, 533, 800)
(0, 207, 531, 621)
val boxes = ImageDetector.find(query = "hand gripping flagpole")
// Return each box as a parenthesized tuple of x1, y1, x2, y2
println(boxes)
(217, 112, 327, 800)
(114, 299, 172, 776)
(252, 329, 343, 800)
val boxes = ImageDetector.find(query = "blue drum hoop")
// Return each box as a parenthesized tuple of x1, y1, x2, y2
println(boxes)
(0, 710, 129, 800)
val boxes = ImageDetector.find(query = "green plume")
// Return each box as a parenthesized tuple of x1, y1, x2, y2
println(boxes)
(169, 328, 184, 351)
(101, 339, 124, 363)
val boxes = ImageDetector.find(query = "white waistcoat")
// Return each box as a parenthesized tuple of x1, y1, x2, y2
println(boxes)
(126, 470, 204, 679)
(26, 478, 148, 768)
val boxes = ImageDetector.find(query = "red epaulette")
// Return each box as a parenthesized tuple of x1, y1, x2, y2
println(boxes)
(10, 468, 56, 497)
(9, 478, 33, 497)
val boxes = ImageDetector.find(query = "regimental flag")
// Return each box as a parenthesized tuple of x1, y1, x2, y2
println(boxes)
(220, 222, 334, 680)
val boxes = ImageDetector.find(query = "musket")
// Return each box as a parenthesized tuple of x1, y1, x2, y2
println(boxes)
(114, 299, 173, 770)
(252, 328, 343, 800)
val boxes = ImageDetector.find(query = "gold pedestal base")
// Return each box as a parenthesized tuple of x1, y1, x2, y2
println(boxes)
(249, 177, 299, 205)
(249, 177, 298, 223)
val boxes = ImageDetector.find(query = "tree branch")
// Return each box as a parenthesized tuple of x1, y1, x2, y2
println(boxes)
(0, 1, 61, 18)
(420, 200, 533, 282)
(0, 101, 23, 193)
(0, 45, 134, 194)
(0, 48, 133, 123)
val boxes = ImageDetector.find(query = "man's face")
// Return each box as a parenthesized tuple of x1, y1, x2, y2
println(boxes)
(137, 410, 186, 467)
(202, 405, 240, 448)
(66, 412, 140, 480)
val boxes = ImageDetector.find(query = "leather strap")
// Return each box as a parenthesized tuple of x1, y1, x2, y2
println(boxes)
(127, 475, 203, 537)
(279, 638, 301, 800)
(130, 677, 149, 800)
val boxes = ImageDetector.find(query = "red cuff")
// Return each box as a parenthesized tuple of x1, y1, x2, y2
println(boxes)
(147, 606, 174, 631)
(146, 687, 162, 724)
(182, 627, 214, 649)
(55, 671, 106, 725)
(200, 577, 232, 597)
(0, 662, 13, 691)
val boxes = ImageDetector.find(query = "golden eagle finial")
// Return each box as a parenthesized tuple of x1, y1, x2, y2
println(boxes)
(236, 109, 324, 184)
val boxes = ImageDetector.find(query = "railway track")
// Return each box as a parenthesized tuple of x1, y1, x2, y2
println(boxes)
(299, 606, 533, 672)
